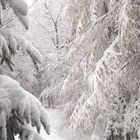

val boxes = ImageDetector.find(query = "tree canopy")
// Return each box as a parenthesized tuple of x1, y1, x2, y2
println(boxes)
(0, 0, 50, 139)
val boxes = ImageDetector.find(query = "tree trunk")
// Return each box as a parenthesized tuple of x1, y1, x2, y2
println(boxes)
(54, 23, 59, 49)
(125, 133, 131, 140)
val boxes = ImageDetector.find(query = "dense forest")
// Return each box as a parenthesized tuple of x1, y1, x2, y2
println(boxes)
(0, 0, 140, 140)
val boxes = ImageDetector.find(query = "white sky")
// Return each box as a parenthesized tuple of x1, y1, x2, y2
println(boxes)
(24, 0, 36, 7)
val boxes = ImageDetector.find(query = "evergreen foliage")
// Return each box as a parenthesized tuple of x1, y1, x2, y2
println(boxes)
(41, 0, 140, 139)
(0, 0, 49, 140)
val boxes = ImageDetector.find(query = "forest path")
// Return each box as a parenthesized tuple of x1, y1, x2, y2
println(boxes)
(15, 108, 91, 140)
(40, 109, 71, 140)
(43, 109, 91, 140)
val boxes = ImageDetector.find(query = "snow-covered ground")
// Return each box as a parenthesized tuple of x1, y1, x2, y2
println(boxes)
(40, 109, 71, 140)
(15, 108, 93, 140)
(15, 109, 72, 140)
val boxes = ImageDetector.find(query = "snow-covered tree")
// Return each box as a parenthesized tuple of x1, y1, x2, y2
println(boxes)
(41, 0, 140, 139)
(0, 0, 50, 140)
(0, 0, 43, 71)
(0, 75, 50, 140)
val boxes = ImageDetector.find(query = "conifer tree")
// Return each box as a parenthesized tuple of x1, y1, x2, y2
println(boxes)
(0, 0, 50, 139)
(41, 0, 140, 139)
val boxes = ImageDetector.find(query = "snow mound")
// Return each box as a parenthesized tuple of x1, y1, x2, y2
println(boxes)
(0, 74, 50, 139)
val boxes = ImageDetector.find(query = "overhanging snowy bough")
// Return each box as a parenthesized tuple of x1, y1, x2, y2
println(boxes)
(0, 74, 50, 140)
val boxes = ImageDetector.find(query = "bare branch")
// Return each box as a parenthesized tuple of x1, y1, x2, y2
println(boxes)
(56, 9, 62, 22)
(37, 21, 50, 33)
(52, 38, 56, 46)
(44, 2, 56, 24)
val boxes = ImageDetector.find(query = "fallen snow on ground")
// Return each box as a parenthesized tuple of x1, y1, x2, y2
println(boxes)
(15, 108, 93, 140)
(40, 109, 71, 140)
(15, 109, 71, 140)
